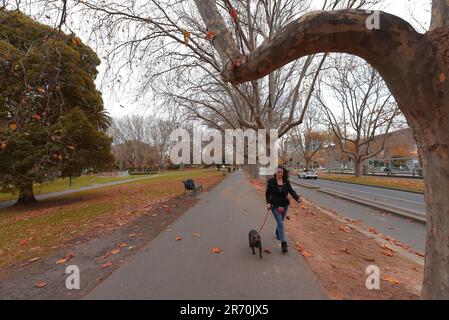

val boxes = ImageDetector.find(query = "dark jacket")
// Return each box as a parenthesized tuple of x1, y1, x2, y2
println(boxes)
(265, 178, 300, 207)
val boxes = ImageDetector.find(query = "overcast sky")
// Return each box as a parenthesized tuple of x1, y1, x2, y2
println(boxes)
(95, 0, 430, 119)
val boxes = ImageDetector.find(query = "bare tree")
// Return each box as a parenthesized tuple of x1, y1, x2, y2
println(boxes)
(317, 55, 400, 177)
(146, 117, 178, 171)
(290, 104, 328, 170)
(68, 0, 381, 178)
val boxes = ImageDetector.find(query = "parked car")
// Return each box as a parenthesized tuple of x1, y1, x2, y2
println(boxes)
(298, 169, 318, 179)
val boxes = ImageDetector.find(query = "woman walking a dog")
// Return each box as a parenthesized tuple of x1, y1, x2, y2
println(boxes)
(265, 166, 301, 253)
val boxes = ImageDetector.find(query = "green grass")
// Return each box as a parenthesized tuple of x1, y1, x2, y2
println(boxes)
(0, 174, 158, 202)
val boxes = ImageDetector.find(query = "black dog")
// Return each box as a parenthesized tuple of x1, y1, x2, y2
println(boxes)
(248, 229, 262, 259)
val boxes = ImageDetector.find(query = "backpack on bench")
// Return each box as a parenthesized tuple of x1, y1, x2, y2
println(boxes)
(184, 179, 195, 190)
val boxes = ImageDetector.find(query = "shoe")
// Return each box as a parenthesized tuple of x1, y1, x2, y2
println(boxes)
(281, 241, 288, 253)
(276, 229, 280, 240)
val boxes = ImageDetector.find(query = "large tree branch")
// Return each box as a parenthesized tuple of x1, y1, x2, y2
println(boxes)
(430, 0, 449, 30)
(211, 9, 422, 87)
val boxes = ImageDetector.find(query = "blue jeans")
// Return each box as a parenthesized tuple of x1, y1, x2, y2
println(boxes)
(272, 206, 288, 242)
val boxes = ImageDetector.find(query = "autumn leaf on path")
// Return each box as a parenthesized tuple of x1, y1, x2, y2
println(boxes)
(56, 258, 68, 265)
(110, 249, 121, 255)
(192, 233, 200, 238)
(35, 281, 47, 288)
(175, 236, 182, 241)
(101, 262, 112, 269)
(264, 248, 272, 254)
(20, 239, 29, 246)
(56, 252, 76, 265)
(212, 247, 222, 253)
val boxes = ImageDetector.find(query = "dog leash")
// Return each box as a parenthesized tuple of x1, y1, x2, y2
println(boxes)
(258, 208, 271, 234)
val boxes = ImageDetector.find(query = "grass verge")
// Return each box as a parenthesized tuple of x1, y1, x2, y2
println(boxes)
(318, 173, 424, 193)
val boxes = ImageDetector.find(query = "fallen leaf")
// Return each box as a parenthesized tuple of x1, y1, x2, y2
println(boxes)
(381, 250, 394, 257)
(96, 254, 110, 262)
(9, 122, 17, 130)
(301, 250, 312, 258)
(20, 239, 28, 246)
(28, 257, 40, 263)
(17, 261, 30, 267)
(117, 243, 128, 247)
(338, 225, 351, 233)
(192, 233, 200, 238)
(101, 262, 112, 269)
(35, 281, 47, 288)
(56, 258, 68, 265)
(439, 72, 446, 83)
(361, 256, 376, 262)
(66, 252, 76, 259)
(264, 248, 272, 254)
(212, 247, 222, 253)
(110, 249, 121, 255)
(383, 275, 400, 285)
(175, 236, 182, 241)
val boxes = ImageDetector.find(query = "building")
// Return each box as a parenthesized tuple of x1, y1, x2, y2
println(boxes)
(287, 128, 421, 175)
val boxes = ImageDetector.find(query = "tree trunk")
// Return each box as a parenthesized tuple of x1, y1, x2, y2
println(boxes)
(16, 183, 37, 205)
(415, 122, 449, 299)
(354, 159, 362, 178)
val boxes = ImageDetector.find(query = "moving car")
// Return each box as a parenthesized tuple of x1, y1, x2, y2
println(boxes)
(298, 169, 318, 179)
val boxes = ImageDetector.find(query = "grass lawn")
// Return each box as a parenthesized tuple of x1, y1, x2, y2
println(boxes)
(0, 174, 158, 202)
(0, 169, 224, 271)
(318, 172, 424, 193)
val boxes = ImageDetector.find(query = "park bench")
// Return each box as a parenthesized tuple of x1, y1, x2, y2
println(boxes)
(182, 179, 203, 196)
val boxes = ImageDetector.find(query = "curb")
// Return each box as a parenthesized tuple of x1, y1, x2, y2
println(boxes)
(290, 180, 321, 190)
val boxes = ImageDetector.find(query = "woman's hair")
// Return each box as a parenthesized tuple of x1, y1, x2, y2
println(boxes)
(274, 166, 289, 181)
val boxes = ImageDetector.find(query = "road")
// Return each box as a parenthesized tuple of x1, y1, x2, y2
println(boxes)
(86, 171, 327, 300)
(291, 177, 426, 222)
(290, 179, 426, 253)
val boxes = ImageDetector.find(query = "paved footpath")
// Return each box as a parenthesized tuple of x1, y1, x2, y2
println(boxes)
(86, 171, 327, 300)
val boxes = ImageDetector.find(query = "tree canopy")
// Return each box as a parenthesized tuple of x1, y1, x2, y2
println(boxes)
(0, 9, 114, 204)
